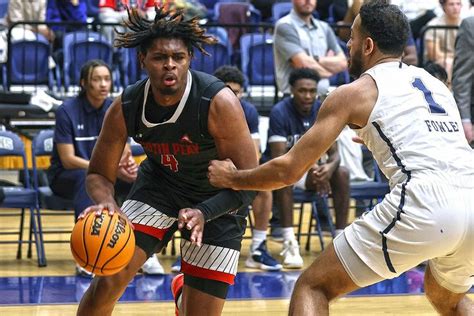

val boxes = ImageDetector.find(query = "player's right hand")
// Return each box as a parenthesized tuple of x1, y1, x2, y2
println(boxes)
(78, 204, 134, 228)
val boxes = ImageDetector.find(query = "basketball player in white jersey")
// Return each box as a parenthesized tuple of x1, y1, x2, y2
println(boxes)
(205, 1, 474, 314)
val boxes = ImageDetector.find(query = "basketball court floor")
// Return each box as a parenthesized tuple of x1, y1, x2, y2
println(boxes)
(0, 209, 472, 315)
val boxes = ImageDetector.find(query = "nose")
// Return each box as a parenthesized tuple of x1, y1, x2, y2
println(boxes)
(164, 56, 176, 70)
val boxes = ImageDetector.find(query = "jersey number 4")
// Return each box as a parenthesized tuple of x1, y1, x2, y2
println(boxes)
(161, 154, 179, 172)
(412, 78, 447, 115)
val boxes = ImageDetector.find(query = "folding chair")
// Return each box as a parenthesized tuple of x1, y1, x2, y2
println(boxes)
(0, 130, 46, 266)
(31, 130, 75, 250)
(2, 34, 55, 91)
(272, 2, 292, 22)
(191, 42, 231, 74)
(63, 31, 113, 89)
(294, 189, 335, 251)
(350, 148, 390, 211)
(240, 33, 275, 86)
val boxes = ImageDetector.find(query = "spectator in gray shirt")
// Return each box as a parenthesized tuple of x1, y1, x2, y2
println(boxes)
(452, 15, 474, 144)
(273, 0, 348, 96)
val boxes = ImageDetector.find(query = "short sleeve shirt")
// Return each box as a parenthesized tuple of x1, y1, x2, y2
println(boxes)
(273, 10, 343, 94)
(261, 97, 321, 162)
(49, 96, 113, 176)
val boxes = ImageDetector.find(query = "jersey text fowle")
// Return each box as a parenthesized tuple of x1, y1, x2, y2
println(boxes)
(424, 120, 460, 133)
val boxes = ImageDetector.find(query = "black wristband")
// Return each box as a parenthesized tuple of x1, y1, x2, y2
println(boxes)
(195, 189, 257, 222)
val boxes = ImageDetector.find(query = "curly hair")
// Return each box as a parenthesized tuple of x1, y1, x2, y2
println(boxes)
(213, 66, 245, 86)
(359, 1, 409, 56)
(114, 6, 217, 56)
(289, 68, 320, 87)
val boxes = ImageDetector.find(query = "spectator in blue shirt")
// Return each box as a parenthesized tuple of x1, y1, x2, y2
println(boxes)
(261, 68, 350, 269)
(214, 66, 282, 271)
(48, 59, 135, 219)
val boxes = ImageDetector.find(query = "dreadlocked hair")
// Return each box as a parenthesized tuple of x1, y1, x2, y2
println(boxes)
(114, 5, 217, 56)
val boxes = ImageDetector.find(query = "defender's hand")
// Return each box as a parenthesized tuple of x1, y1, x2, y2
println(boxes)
(178, 208, 205, 247)
(208, 159, 237, 189)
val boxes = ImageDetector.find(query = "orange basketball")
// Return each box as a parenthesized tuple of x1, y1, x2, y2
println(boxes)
(70, 211, 135, 276)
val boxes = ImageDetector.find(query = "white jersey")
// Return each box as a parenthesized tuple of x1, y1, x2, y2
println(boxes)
(355, 62, 473, 187)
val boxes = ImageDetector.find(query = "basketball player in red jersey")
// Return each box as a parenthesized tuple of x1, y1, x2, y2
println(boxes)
(77, 6, 257, 316)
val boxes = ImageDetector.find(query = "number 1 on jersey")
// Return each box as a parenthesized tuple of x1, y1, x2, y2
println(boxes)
(412, 78, 446, 114)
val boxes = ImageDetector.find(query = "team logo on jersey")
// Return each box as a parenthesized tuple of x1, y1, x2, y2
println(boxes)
(180, 134, 193, 144)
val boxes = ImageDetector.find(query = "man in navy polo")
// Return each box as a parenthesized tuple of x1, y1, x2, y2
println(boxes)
(262, 68, 350, 269)
(48, 60, 134, 219)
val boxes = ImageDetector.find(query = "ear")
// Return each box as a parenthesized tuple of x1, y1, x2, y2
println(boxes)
(80, 79, 85, 89)
(363, 37, 375, 56)
(138, 51, 145, 69)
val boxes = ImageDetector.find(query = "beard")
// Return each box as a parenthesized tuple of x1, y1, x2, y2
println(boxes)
(348, 49, 364, 79)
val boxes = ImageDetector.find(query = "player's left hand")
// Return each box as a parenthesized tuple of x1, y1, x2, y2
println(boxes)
(177, 208, 205, 247)
(208, 159, 237, 188)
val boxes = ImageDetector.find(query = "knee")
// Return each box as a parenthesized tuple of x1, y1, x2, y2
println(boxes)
(296, 270, 339, 302)
(331, 166, 350, 191)
(336, 166, 350, 183)
(89, 273, 132, 303)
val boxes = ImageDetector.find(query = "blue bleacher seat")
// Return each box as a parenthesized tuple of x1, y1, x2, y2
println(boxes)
(191, 42, 231, 74)
(32, 130, 74, 211)
(272, 2, 292, 22)
(63, 31, 113, 89)
(240, 33, 275, 86)
(2, 34, 55, 90)
(120, 47, 147, 87)
(0, 130, 46, 267)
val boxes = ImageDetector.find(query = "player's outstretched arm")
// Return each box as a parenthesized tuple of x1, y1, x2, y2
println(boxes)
(209, 77, 376, 191)
(84, 97, 129, 217)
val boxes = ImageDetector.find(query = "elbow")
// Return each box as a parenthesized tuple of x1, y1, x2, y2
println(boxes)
(280, 170, 302, 187)
(61, 160, 75, 169)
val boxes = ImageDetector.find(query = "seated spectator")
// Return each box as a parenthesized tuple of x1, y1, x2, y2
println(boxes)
(214, 66, 282, 271)
(273, 0, 348, 97)
(262, 68, 350, 269)
(0, 0, 54, 63)
(98, 0, 129, 42)
(424, 0, 463, 82)
(47, 60, 163, 276)
(47, 0, 88, 50)
(145, 1, 206, 21)
(6, 0, 53, 41)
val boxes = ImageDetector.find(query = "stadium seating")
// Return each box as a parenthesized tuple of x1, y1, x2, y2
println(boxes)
(294, 189, 335, 251)
(0, 130, 46, 267)
(63, 31, 113, 90)
(2, 34, 55, 90)
(30, 130, 75, 257)
(240, 33, 275, 86)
